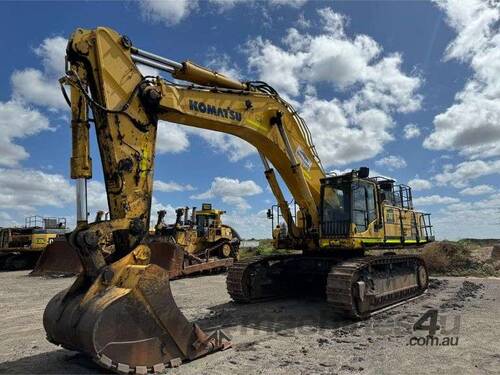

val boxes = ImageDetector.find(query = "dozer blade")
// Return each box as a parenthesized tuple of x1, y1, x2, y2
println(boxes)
(30, 237, 83, 277)
(147, 241, 185, 279)
(43, 245, 229, 374)
(147, 240, 234, 279)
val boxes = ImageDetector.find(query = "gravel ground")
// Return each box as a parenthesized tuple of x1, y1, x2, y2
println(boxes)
(0, 271, 499, 375)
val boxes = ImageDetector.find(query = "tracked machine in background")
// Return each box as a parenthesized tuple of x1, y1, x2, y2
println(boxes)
(43, 27, 434, 374)
(0, 216, 68, 271)
(151, 203, 240, 278)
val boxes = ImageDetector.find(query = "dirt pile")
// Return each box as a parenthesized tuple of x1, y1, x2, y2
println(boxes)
(491, 245, 500, 260)
(422, 241, 499, 276)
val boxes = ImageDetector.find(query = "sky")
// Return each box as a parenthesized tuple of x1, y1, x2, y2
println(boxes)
(0, 0, 499, 240)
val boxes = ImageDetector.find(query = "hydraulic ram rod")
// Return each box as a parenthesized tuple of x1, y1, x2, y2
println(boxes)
(131, 47, 183, 69)
(131, 54, 175, 73)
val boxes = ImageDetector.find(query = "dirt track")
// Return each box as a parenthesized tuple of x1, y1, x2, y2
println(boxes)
(0, 271, 499, 374)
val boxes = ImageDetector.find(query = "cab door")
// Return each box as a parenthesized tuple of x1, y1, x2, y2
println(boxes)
(352, 181, 377, 234)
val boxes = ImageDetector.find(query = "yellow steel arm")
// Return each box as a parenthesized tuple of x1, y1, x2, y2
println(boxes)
(65, 27, 326, 276)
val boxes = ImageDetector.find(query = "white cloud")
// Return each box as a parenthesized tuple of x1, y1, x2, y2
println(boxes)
(220, 196, 251, 210)
(433, 159, 500, 188)
(0, 212, 15, 227)
(11, 37, 68, 110)
(244, 161, 255, 170)
(33, 36, 67, 76)
(247, 36, 306, 97)
(207, 0, 243, 11)
(205, 51, 242, 80)
(301, 97, 395, 166)
(432, 192, 500, 239)
(11, 69, 67, 110)
(0, 168, 73, 211)
(157, 120, 255, 161)
(317, 7, 348, 37)
(149, 197, 177, 229)
(375, 155, 407, 170)
(403, 123, 421, 139)
(459, 184, 496, 196)
(296, 13, 311, 29)
(187, 128, 256, 161)
(223, 209, 271, 239)
(408, 178, 432, 191)
(246, 8, 422, 167)
(413, 194, 460, 206)
(86, 180, 108, 215)
(424, 1, 500, 158)
(269, 0, 307, 7)
(137, 0, 308, 25)
(191, 176, 262, 210)
(154, 180, 195, 192)
(137, 0, 198, 26)
(0, 100, 53, 166)
(156, 121, 190, 154)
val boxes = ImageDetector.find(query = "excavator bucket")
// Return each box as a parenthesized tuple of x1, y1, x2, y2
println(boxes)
(43, 245, 229, 374)
(30, 237, 83, 277)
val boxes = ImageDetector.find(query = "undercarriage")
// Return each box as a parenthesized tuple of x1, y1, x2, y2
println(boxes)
(227, 252, 428, 319)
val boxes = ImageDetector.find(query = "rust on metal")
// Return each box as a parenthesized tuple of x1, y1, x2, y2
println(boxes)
(30, 237, 83, 277)
(44, 250, 230, 374)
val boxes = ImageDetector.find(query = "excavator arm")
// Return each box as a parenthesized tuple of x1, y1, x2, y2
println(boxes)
(66, 26, 325, 270)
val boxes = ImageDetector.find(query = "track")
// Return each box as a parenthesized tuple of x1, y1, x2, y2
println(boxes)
(227, 254, 429, 319)
(326, 255, 428, 319)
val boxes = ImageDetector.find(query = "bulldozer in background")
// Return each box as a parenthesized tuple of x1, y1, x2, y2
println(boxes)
(155, 203, 240, 259)
(0, 216, 68, 271)
(31, 203, 240, 278)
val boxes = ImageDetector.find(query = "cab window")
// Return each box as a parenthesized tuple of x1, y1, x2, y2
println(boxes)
(352, 184, 367, 232)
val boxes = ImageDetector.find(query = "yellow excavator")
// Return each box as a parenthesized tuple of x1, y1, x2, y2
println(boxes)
(43, 27, 434, 374)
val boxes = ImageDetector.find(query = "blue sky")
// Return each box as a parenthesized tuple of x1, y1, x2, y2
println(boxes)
(0, 0, 498, 239)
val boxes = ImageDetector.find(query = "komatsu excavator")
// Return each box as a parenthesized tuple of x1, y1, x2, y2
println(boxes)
(44, 27, 434, 374)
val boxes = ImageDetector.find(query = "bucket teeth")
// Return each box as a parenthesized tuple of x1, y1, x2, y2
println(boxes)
(170, 358, 182, 368)
(99, 354, 113, 368)
(117, 363, 130, 373)
(152, 363, 165, 373)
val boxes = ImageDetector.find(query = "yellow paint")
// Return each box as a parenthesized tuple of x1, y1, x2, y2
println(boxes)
(245, 118, 267, 133)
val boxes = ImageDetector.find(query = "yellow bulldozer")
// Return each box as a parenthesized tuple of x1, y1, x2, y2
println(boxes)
(42, 27, 434, 374)
(155, 203, 240, 260)
(0, 216, 68, 271)
(32, 204, 239, 278)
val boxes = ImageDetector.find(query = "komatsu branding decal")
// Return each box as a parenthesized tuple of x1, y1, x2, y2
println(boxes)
(189, 100, 242, 122)
(296, 146, 312, 171)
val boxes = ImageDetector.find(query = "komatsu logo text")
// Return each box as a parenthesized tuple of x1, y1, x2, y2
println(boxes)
(189, 100, 242, 122)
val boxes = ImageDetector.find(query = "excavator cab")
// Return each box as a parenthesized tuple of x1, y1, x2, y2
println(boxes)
(320, 168, 434, 249)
